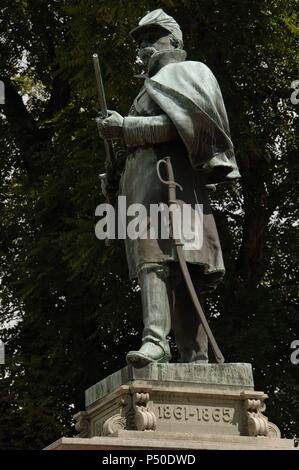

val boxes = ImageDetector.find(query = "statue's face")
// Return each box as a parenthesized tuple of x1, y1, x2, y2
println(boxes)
(139, 28, 173, 51)
(137, 27, 174, 66)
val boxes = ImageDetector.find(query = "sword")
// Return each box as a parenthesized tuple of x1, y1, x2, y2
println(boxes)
(157, 157, 225, 364)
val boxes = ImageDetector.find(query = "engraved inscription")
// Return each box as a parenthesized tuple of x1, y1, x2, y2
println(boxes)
(157, 405, 234, 424)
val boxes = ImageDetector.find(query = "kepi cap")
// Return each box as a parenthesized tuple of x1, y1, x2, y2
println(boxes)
(130, 9, 183, 44)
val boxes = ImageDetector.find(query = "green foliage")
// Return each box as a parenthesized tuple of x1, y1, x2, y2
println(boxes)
(0, 0, 298, 448)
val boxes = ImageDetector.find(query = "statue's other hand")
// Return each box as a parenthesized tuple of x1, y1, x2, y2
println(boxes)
(96, 110, 124, 140)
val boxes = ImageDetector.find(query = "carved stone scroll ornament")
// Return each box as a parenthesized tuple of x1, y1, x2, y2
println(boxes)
(133, 392, 156, 431)
(102, 394, 131, 436)
(102, 415, 126, 436)
(267, 422, 281, 439)
(245, 398, 281, 438)
(74, 411, 90, 438)
(246, 399, 268, 437)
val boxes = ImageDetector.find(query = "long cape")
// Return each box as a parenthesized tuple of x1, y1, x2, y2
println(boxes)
(144, 60, 240, 184)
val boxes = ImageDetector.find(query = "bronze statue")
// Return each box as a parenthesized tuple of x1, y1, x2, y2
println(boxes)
(96, 9, 240, 368)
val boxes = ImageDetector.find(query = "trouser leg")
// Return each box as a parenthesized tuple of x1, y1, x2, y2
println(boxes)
(138, 263, 171, 351)
(169, 264, 208, 362)
(126, 263, 172, 367)
(139, 264, 171, 349)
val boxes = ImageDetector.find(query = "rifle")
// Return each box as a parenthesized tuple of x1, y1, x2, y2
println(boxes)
(92, 53, 115, 198)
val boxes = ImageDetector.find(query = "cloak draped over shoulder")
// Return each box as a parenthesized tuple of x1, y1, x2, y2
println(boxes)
(145, 55, 240, 184)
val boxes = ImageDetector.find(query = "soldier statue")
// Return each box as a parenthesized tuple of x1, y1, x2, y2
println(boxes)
(96, 9, 240, 368)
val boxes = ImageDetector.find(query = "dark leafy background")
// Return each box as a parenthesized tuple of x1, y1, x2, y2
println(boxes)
(0, 0, 298, 449)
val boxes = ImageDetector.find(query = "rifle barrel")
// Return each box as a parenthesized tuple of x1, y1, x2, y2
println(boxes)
(92, 53, 113, 164)
(92, 53, 108, 118)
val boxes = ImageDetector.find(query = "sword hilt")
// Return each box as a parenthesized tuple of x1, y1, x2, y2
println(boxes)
(156, 158, 183, 192)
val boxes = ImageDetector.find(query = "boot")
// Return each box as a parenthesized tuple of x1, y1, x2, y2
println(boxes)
(126, 342, 171, 368)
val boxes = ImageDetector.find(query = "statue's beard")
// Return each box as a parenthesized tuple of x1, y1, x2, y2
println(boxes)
(138, 46, 157, 66)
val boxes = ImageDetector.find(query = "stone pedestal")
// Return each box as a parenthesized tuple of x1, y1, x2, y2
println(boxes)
(46, 363, 297, 450)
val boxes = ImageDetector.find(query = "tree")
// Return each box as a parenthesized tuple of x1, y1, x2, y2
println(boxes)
(0, 0, 298, 448)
